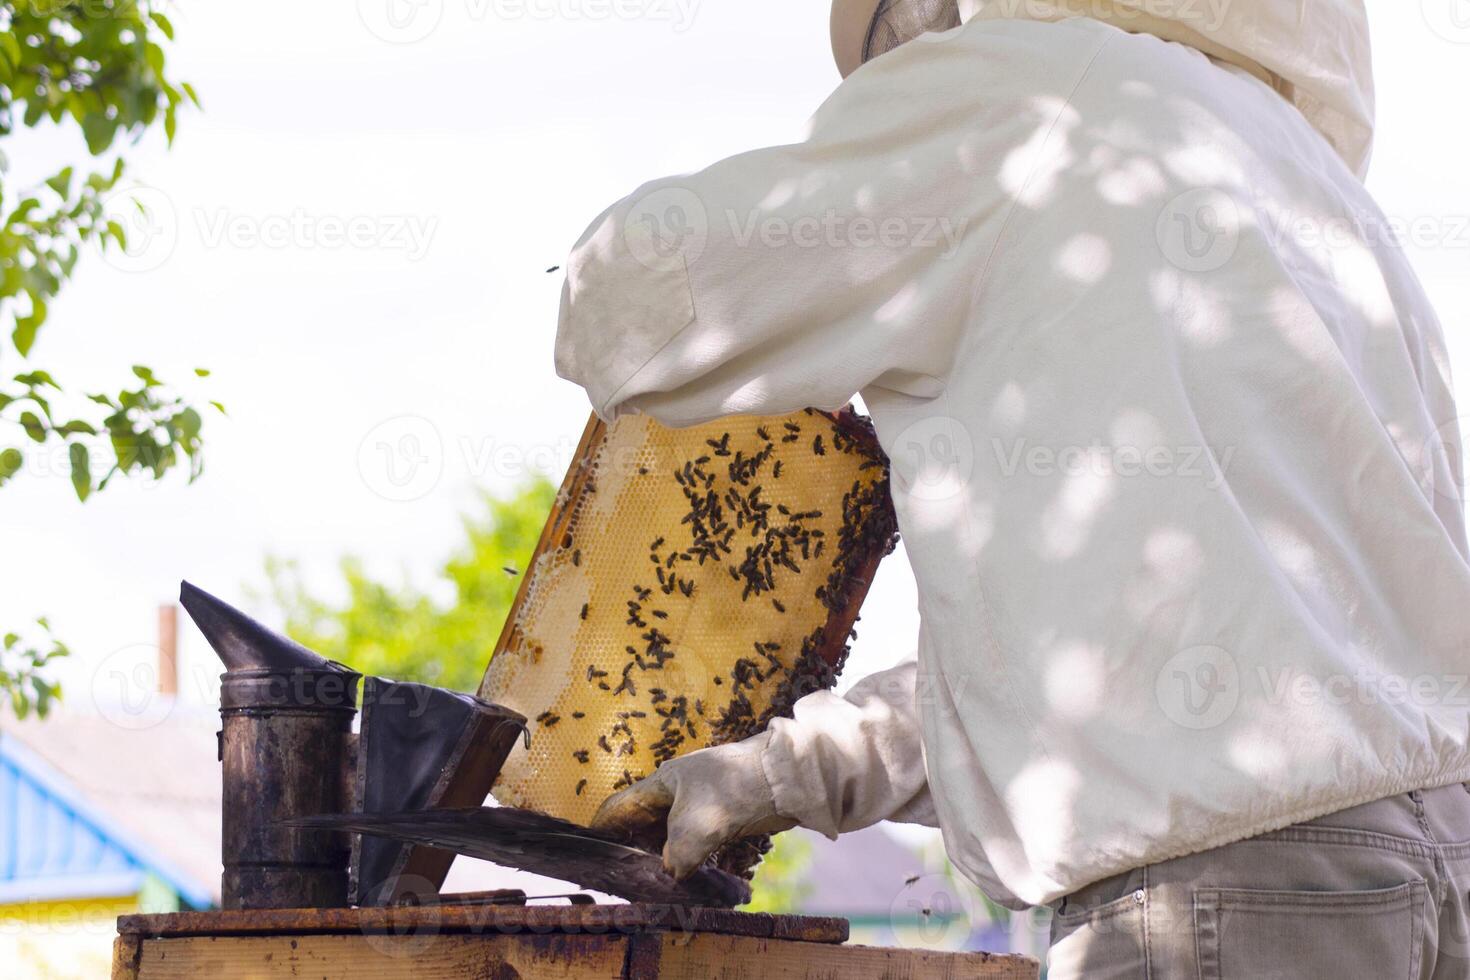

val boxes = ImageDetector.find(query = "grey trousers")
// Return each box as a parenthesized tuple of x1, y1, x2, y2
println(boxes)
(1047, 784, 1470, 979)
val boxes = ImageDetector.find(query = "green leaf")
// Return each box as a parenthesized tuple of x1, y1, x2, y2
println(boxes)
(210, 400, 228, 416)
(81, 113, 117, 156)
(19, 412, 46, 443)
(131, 365, 158, 385)
(0, 448, 22, 486)
(69, 442, 92, 501)
(193, 367, 211, 377)
(144, 42, 166, 76)
(45, 167, 75, 199)
(150, 11, 176, 40)
(177, 406, 202, 440)
(181, 82, 202, 109)
(107, 220, 128, 250)
(0, 32, 20, 70)
(14, 370, 59, 389)
(7, 197, 40, 226)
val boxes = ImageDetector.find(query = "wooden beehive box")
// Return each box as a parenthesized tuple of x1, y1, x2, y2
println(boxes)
(112, 904, 1041, 979)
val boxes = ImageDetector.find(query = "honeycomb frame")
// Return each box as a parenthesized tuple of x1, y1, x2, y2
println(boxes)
(478, 407, 898, 879)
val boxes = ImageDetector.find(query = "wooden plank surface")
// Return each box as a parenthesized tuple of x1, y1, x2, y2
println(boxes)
(131, 933, 626, 980)
(123, 930, 1041, 980)
(116, 903, 849, 944)
(653, 933, 1040, 979)
(111, 935, 142, 980)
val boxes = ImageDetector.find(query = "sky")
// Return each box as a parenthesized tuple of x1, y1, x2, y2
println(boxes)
(4, 0, 1469, 730)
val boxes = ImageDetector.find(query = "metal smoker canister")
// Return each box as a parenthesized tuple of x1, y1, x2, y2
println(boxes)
(181, 581, 361, 910)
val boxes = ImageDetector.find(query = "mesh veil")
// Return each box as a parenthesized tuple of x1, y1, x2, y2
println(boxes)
(863, 0, 962, 63)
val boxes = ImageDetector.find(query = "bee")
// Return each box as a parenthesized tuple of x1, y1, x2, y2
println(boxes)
(575, 779, 587, 796)
(580, 603, 589, 620)
(546, 265, 561, 273)
(503, 566, 519, 576)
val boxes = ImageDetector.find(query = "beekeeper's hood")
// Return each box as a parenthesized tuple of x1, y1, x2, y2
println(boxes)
(830, 0, 1376, 177)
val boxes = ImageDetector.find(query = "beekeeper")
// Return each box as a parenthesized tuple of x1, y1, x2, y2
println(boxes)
(557, 1, 1470, 973)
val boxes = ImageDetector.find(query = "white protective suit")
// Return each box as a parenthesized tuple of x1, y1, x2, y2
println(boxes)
(555, 2, 1470, 907)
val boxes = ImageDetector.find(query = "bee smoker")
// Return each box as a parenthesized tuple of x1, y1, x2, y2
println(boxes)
(181, 582, 360, 910)
(179, 581, 527, 911)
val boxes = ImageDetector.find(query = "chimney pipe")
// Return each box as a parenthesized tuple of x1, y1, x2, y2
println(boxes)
(158, 604, 179, 697)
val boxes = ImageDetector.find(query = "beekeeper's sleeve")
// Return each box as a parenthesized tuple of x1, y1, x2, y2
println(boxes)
(554, 25, 1037, 423)
(761, 659, 936, 836)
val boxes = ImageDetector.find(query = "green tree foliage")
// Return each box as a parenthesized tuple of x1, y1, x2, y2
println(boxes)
(1, 1, 211, 716)
(745, 832, 814, 914)
(265, 479, 559, 693)
(1, 617, 67, 718)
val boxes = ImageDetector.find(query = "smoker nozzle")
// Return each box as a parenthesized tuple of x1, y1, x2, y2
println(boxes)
(179, 580, 348, 675)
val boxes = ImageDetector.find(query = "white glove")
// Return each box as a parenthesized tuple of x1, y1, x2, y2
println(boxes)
(590, 731, 798, 880)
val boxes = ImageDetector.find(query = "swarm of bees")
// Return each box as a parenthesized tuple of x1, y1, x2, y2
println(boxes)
(479, 408, 898, 879)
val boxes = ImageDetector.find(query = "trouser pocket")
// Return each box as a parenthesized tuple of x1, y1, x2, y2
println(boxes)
(1048, 883, 1147, 980)
(1194, 880, 1428, 980)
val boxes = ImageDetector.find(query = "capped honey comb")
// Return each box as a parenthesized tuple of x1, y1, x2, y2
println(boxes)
(478, 408, 896, 876)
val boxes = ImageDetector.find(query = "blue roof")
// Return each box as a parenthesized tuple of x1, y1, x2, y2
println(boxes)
(0, 735, 213, 909)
